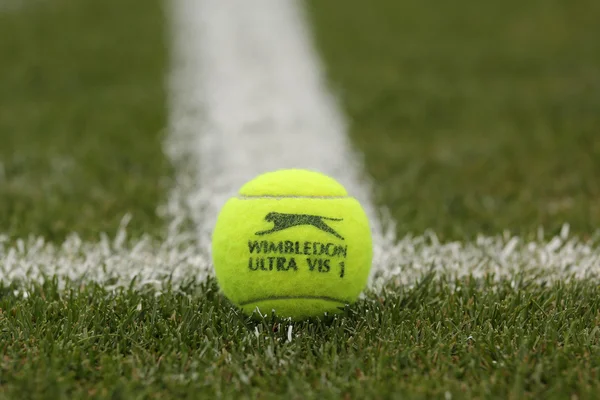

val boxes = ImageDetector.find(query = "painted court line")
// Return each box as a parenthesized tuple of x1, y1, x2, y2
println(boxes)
(164, 0, 600, 285)
(1, 223, 599, 290)
(1, 1, 600, 290)
(166, 0, 391, 265)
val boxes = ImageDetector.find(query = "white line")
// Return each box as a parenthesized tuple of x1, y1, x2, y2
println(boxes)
(165, 0, 600, 284)
(2, 0, 600, 291)
(0, 216, 210, 292)
(1, 223, 600, 291)
(166, 0, 393, 269)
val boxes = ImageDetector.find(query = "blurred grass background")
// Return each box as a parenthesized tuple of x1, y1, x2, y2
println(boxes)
(307, 0, 600, 240)
(0, 0, 168, 242)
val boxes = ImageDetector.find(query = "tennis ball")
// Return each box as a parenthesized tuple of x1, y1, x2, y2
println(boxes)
(212, 169, 372, 319)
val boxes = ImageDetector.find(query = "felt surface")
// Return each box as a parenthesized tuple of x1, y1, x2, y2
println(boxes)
(212, 170, 372, 319)
(239, 169, 348, 197)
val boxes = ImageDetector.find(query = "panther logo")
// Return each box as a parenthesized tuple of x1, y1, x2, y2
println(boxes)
(255, 212, 344, 240)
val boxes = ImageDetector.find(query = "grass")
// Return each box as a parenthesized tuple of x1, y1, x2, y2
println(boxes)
(0, 0, 168, 242)
(1, 0, 600, 398)
(1, 277, 599, 399)
(307, 0, 600, 240)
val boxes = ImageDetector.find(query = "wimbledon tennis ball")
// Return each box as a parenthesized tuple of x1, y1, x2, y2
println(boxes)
(211, 169, 372, 319)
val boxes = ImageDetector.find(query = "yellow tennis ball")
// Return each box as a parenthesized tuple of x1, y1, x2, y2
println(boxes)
(211, 169, 373, 319)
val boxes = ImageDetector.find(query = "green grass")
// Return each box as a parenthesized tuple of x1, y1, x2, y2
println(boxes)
(2, 0, 600, 398)
(0, 0, 169, 242)
(307, 0, 600, 240)
(1, 277, 599, 399)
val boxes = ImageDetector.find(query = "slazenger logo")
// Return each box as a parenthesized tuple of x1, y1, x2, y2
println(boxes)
(255, 212, 344, 240)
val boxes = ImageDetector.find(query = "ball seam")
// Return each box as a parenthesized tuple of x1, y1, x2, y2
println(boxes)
(239, 295, 350, 306)
(237, 195, 351, 200)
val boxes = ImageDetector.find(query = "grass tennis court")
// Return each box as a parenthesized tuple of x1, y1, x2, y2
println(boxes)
(1, 0, 599, 398)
